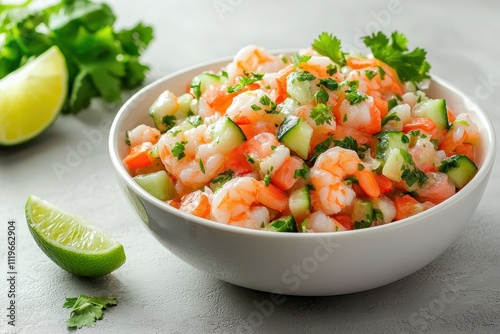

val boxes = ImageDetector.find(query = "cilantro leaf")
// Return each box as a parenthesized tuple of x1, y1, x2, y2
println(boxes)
(65, 295, 116, 329)
(226, 72, 264, 93)
(310, 103, 333, 125)
(363, 31, 430, 83)
(312, 32, 346, 66)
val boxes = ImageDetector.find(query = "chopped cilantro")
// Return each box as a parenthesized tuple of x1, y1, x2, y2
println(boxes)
(211, 169, 234, 185)
(377, 66, 386, 80)
(245, 154, 256, 164)
(259, 95, 272, 106)
(381, 112, 401, 126)
(161, 115, 177, 130)
(227, 72, 264, 93)
(326, 63, 338, 76)
(319, 78, 340, 91)
(333, 136, 358, 151)
(309, 135, 333, 162)
(400, 150, 428, 187)
(295, 71, 316, 82)
(344, 176, 359, 185)
(364, 69, 377, 80)
(401, 134, 410, 144)
(358, 163, 365, 171)
(251, 104, 262, 111)
(314, 89, 329, 104)
(388, 98, 399, 111)
(172, 141, 187, 160)
(354, 220, 372, 229)
(363, 31, 431, 83)
(293, 163, 310, 180)
(373, 208, 384, 221)
(311, 32, 346, 66)
(291, 54, 311, 67)
(187, 115, 202, 128)
(345, 89, 368, 105)
(264, 167, 273, 186)
(343, 113, 348, 122)
(310, 103, 333, 125)
(199, 159, 205, 174)
(64, 295, 117, 329)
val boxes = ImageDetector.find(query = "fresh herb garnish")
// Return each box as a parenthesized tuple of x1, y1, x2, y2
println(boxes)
(64, 295, 117, 329)
(293, 163, 310, 180)
(363, 31, 431, 83)
(211, 169, 234, 185)
(172, 141, 187, 160)
(294, 71, 316, 82)
(309, 135, 334, 162)
(291, 54, 311, 67)
(364, 69, 377, 80)
(319, 78, 340, 91)
(312, 32, 346, 66)
(314, 89, 329, 104)
(226, 72, 264, 93)
(310, 103, 333, 125)
(199, 159, 205, 174)
(0, 0, 154, 114)
(400, 150, 428, 187)
(162, 115, 177, 130)
(381, 112, 401, 126)
(187, 115, 203, 128)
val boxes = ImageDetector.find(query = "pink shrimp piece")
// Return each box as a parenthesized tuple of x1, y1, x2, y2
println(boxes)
(211, 176, 288, 229)
(225, 45, 285, 84)
(127, 124, 161, 146)
(302, 211, 347, 233)
(310, 147, 379, 215)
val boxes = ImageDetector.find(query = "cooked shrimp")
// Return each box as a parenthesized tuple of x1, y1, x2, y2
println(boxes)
(211, 176, 288, 229)
(158, 118, 230, 189)
(127, 124, 161, 146)
(225, 45, 285, 84)
(225, 89, 284, 137)
(311, 147, 380, 215)
(346, 58, 404, 99)
(439, 113, 480, 160)
(295, 104, 336, 148)
(336, 95, 382, 135)
(302, 211, 347, 233)
(298, 56, 343, 80)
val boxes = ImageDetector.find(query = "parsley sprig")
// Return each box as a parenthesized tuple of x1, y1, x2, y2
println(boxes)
(226, 72, 264, 93)
(363, 31, 431, 83)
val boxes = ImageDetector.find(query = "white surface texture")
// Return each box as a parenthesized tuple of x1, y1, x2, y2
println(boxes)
(1, 0, 499, 333)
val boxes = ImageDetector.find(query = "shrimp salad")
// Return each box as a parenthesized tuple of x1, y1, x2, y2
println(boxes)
(123, 32, 480, 233)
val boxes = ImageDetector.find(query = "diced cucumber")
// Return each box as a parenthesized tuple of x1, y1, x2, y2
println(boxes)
(376, 131, 410, 161)
(439, 154, 478, 188)
(190, 73, 223, 99)
(289, 185, 311, 223)
(149, 90, 178, 133)
(351, 199, 373, 229)
(382, 148, 407, 182)
(133, 170, 175, 201)
(277, 115, 313, 160)
(412, 98, 449, 131)
(278, 97, 301, 115)
(210, 116, 246, 154)
(176, 93, 194, 119)
(286, 72, 314, 104)
(265, 215, 298, 232)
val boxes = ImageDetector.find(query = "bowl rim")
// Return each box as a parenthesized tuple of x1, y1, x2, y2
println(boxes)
(109, 53, 496, 240)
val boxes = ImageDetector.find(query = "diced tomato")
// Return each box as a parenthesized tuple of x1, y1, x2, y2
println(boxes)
(272, 156, 304, 191)
(223, 145, 253, 176)
(417, 172, 456, 205)
(403, 117, 437, 136)
(373, 173, 393, 194)
(123, 142, 154, 169)
(394, 195, 425, 220)
(275, 64, 294, 104)
(179, 191, 211, 218)
(333, 214, 353, 230)
(373, 96, 389, 120)
(346, 57, 378, 69)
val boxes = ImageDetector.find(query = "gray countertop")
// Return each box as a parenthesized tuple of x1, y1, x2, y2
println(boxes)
(1, 0, 499, 333)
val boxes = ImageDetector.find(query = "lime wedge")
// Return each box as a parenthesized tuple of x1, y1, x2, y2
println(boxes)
(0, 46, 67, 145)
(25, 195, 126, 277)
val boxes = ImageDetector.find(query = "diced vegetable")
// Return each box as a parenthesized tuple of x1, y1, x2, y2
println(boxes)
(266, 215, 298, 232)
(148, 90, 178, 133)
(210, 116, 246, 153)
(351, 199, 374, 229)
(439, 154, 478, 188)
(412, 99, 449, 131)
(133, 170, 175, 201)
(277, 115, 313, 160)
(289, 185, 311, 223)
(190, 73, 225, 99)
(376, 131, 409, 162)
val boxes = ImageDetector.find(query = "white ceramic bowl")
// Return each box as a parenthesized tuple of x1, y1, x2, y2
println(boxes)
(109, 57, 495, 296)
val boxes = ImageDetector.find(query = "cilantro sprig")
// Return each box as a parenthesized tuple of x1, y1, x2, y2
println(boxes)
(312, 32, 346, 66)
(226, 72, 264, 93)
(363, 31, 430, 83)
(0, 0, 154, 114)
(64, 295, 117, 329)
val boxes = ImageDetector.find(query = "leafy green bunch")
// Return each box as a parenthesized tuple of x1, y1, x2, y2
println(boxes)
(0, 0, 154, 114)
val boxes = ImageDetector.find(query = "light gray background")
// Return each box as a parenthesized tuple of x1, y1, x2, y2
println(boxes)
(1, 0, 499, 333)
